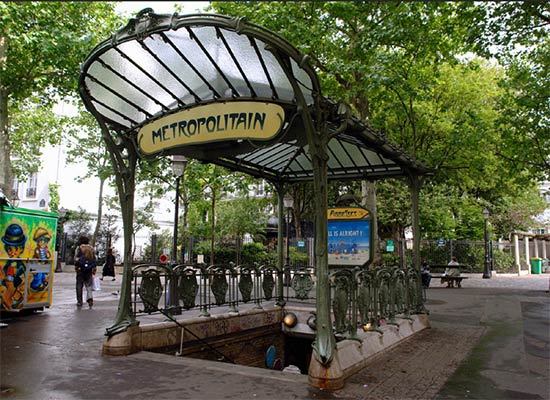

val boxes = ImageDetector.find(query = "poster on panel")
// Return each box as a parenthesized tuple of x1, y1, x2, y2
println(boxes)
(327, 207, 372, 267)
(0, 206, 57, 310)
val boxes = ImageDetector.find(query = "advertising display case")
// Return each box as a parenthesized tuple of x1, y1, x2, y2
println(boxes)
(327, 207, 373, 268)
(0, 205, 58, 311)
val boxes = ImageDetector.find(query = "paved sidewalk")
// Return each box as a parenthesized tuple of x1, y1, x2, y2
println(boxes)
(1, 271, 548, 399)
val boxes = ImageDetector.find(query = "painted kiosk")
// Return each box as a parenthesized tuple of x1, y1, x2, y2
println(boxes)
(0, 205, 57, 312)
(79, 10, 432, 389)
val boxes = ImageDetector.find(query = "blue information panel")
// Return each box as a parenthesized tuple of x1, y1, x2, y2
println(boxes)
(328, 218, 371, 266)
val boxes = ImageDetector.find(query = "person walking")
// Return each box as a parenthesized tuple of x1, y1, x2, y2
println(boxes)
(101, 248, 116, 281)
(74, 236, 97, 308)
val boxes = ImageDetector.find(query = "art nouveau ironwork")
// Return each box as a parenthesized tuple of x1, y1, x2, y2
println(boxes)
(79, 9, 430, 367)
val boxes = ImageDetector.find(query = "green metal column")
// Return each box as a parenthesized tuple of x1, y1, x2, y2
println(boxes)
(276, 185, 285, 306)
(100, 124, 138, 336)
(408, 173, 426, 313)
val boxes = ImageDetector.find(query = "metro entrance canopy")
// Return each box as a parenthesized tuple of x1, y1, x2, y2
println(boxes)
(79, 9, 430, 371)
(80, 10, 429, 182)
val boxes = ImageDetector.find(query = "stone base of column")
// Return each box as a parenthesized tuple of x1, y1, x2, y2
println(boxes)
(308, 352, 344, 390)
(102, 325, 141, 356)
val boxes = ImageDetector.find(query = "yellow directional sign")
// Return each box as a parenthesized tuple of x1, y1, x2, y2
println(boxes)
(327, 207, 369, 220)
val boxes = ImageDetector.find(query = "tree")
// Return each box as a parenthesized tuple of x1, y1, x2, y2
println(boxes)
(95, 213, 120, 259)
(105, 194, 159, 260)
(0, 2, 120, 197)
(211, 2, 483, 260)
(496, 40, 550, 179)
(64, 206, 92, 238)
(185, 162, 251, 264)
(217, 197, 270, 262)
(211, 1, 548, 247)
(8, 97, 67, 180)
(65, 108, 113, 246)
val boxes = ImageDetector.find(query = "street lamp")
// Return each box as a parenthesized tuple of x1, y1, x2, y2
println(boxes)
(482, 208, 491, 279)
(55, 207, 67, 272)
(171, 155, 188, 264)
(170, 155, 187, 314)
(283, 194, 293, 285)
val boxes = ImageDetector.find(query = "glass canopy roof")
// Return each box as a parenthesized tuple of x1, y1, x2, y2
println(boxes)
(79, 11, 430, 183)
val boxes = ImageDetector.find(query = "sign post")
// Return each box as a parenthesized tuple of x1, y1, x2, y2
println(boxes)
(327, 207, 373, 268)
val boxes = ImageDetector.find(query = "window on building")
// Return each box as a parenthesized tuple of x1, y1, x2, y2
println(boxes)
(255, 181, 265, 197)
(11, 178, 19, 199)
(26, 173, 37, 198)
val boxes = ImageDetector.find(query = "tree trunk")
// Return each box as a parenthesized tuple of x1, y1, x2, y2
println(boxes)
(210, 192, 216, 265)
(182, 184, 188, 262)
(0, 87, 10, 200)
(0, 34, 11, 199)
(361, 180, 380, 265)
(291, 185, 304, 239)
(91, 176, 106, 246)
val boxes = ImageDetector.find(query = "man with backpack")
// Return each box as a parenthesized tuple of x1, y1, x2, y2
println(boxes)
(74, 236, 97, 308)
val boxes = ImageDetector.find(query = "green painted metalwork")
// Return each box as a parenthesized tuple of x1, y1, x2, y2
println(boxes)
(78, 10, 431, 360)
(210, 267, 228, 306)
(198, 264, 210, 317)
(356, 270, 373, 325)
(138, 268, 163, 314)
(275, 187, 285, 307)
(332, 276, 349, 334)
(179, 267, 198, 310)
(261, 268, 275, 301)
(238, 266, 253, 303)
(392, 268, 407, 316)
(379, 268, 398, 326)
(291, 271, 314, 300)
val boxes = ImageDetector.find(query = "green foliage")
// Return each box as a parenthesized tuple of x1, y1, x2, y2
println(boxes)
(491, 186, 547, 236)
(289, 246, 309, 267)
(492, 249, 515, 273)
(0, 2, 121, 186)
(0, 2, 120, 101)
(143, 229, 172, 262)
(496, 39, 550, 180)
(9, 98, 68, 179)
(381, 252, 402, 267)
(48, 183, 59, 212)
(210, 2, 547, 242)
(64, 206, 92, 238)
(217, 197, 269, 240)
(240, 242, 266, 264)
(65, 109, 113, 182)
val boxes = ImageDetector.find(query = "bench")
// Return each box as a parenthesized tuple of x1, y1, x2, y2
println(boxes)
(431, 274, 468, 288)
(425, 264, 472, 289)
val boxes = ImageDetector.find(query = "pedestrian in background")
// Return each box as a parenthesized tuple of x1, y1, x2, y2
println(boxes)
(421, 260, 431, 288)
(101, 248, 116, 281)
(74, 236, 96, 308)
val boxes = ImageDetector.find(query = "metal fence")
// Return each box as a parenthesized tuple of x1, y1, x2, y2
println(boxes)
(130, 264, 424, 337)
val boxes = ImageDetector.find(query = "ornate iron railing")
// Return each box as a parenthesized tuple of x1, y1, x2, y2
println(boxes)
(131, 262, 283, 317)
(130, 263, 424, 336)
(329, 266, 424, 339)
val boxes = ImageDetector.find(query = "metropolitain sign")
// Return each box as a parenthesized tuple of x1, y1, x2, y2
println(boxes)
(138, 102, 285, 155)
